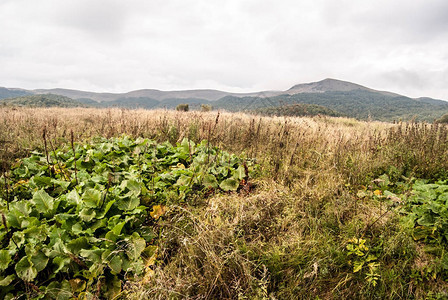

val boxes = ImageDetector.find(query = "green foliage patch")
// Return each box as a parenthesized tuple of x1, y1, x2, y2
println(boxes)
(0, 136, 251, 298)
(404, 180, 448, 246)
(0, 94, 87, 108)
(254, 103, 344, 117)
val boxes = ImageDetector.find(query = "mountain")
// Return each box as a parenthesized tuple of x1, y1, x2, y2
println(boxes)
(0, 87, 31, 100)
(286, 78, 400, 97)
(248, 90, 448, 122)
(31, 88, 279, 102)
(1, 78, 448, 122)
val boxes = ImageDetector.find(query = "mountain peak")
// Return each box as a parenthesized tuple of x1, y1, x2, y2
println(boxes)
(288, 78, 369, 93)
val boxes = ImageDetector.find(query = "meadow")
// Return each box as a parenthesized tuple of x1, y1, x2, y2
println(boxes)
(1, 107, 448, 299)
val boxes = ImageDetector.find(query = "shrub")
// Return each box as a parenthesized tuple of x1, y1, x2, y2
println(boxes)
(201, 104, 212, 112)
(176, 104, 189, 112)
(435, 113, 448, 124)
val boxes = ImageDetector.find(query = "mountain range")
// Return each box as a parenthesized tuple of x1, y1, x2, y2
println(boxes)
(1, 78, 448, 122)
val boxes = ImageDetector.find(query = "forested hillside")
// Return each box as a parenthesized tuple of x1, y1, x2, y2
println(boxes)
(0, 94, 87, 108)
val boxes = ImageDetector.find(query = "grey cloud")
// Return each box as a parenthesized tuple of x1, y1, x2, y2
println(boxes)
(48, 1, 130, 41)
(0, 0, 447, 99)
(381, 69, 428, 89)
(350, 0, 448, 43)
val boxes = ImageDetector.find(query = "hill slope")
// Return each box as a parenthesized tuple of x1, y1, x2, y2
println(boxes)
(253, 103, 344, 117)
(0, 94, 87, 108)
(287, 78, 400, 97)
(0, 87, 31, 100)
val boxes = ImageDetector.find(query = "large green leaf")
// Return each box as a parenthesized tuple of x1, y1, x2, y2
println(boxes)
(66, 190, 81, 206)
(117, 195, 140, 211)
(47, 279, 72, 300)
(0, 250, 12, 271)
(67, 237, 89, 254)
(219, 178, 239, 191)
(233, 165, 246, 181)
(123, 179, 142, 196)
(82, 189, 102, 208)
(79, 208, 96, 222)
(111, 221, 126, 236)
(105, 231, 119, 243)
(51, 178, 70, 189)
(202, 174, 218, 188)
(96, 200, 116, 219)
(23, 223, 48, 243)
(53, 257, 71, 274)
(15, 256, 38, 281)
(7, 201, 31, 228)
(31, 251, 49, 272)
(80, 249, 103, 264)
(0, 274, 15, 286)
(31, 190, 54, 214)
(102, 250, 122, 274)
(30, 176, 52, 188)
(126, 233, 146, 260)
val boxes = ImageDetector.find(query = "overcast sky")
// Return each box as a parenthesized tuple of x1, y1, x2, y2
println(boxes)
(1, 0, 447, 99)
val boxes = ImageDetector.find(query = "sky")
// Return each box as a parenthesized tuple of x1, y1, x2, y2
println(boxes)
(1, 0, 448, 99)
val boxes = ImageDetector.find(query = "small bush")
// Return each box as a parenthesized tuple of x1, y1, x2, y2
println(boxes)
(435, 113, 448, 124)
(201, 104, 212, 112)
(176, 104, 189, 112)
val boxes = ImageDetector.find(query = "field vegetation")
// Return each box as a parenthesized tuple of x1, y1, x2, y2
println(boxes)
(1, 107, 448, 298)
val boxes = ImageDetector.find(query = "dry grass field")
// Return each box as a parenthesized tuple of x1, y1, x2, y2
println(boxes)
(2, 107, 448, 299)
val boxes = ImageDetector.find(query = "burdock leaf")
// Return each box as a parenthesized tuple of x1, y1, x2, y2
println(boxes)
(79, 208, 96, 222)
(0, 250, 12, 271)
(219, 178, 239, 191)
(66, 190, 81, 206)
(202, 174, 218, 188)
(126, 233, 146, 260)
(82, 189, 102, 208)
(117, 195, 140, 211)
(0, 274, 15, 286)
(53, 257, 71, 274)
(31, 251, 49, 272)
(15, 257, 38, 281)
(31, 190, 54, 214)
(108, 255, 122, 274)
(233, 165, 246, 181)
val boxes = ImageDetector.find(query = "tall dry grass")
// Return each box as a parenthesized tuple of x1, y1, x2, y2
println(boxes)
(2, 107, 447, 184)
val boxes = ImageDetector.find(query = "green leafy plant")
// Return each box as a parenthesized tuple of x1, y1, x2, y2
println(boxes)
(346, 238, 380, 287)
(0, 136, 253, 298)
(403, 180, 448, 245)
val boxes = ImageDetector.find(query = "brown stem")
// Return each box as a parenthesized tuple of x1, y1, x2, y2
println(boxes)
(42, 127, 52, 177)
(2, 170, 9, 210)
(70, 130, 78, 185)
(362, 207, 392, 238)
